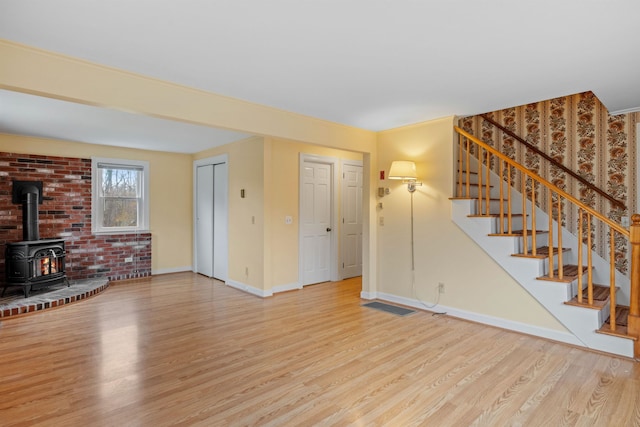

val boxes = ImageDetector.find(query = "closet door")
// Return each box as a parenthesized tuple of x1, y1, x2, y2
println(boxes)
(196, 164, 214, 277)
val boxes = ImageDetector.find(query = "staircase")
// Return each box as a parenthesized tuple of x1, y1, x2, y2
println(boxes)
(452, 126, 640, 359)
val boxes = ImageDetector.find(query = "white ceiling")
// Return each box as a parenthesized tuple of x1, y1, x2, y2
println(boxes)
(0, 90, 250, 154)
(1, 0, 639, 154)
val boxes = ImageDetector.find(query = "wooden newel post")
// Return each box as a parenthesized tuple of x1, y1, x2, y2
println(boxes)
(629, 214, 640, 360)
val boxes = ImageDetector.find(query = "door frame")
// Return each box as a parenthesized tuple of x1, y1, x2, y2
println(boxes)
(299, 153, 340, 285)
(340, 159, 363, 279)
(193, 154, 228, 277)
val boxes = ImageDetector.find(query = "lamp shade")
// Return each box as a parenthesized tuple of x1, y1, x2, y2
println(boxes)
(388, 161, 417, 180)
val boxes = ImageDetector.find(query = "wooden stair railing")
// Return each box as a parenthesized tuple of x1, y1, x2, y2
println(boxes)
(479, 114, 626, 210)
(455, 126, 640, 359)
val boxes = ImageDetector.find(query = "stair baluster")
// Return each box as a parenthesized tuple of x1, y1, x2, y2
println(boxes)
(499, 160, 504, 234)
(577, 209, 584, 304)
(610, 231, 617, 332)
(454, 126, 640, 359)
(506, 164, 513, 234)
(548, 191, 554, 278)
(485, 151, 490, 216)
(629, 215, 640, 359)
(587, 214, 593, 305)
(521, 177, 528, 254)
(531, 180, 537, 257)
(557, 196, 563, 279)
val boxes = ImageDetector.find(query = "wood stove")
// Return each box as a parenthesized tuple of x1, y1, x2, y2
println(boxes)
(2, 181, 69, 298)
(5, 239, 67, 297)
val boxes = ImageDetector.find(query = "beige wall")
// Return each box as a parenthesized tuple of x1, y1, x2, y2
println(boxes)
(196, 136, 363, 291)
(0, 133, 193, 274)
(266, 137, 362, 289)
(376, 117, 565, 331)
(196, 136, 266, 289)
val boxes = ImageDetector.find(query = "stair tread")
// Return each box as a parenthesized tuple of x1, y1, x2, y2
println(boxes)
(468, 213, 526, 218)
(488, 229, 548, 237)
(606, 305, 629, 327)
(599, 307, 636, 340)
(457, 182, 494, 188)
(597, 324, 636, 340)
(537, 264, 582, 283)
(451, 197, 509, 202)
(564, 284, 612, 309)
(512, 246, 571, 259)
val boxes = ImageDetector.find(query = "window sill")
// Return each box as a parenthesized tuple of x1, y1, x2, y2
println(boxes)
(92, 229, 151, 236)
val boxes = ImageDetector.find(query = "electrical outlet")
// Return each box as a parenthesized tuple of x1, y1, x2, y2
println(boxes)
(285, 216, 293, 224)
(438, 282, 445, 294)
(125, 257, 133, 263)
(379, 216, 384, 226)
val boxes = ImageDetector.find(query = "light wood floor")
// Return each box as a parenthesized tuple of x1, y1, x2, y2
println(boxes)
(1, 273, 639, 426)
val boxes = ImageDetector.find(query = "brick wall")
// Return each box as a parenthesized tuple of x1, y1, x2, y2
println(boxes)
(0, 152, 151, 282)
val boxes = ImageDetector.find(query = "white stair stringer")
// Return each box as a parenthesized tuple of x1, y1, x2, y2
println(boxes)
(452, 198, 634, 358)
(460, 151, 631, 305)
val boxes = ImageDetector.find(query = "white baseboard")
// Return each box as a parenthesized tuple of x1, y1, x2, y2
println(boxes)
(272, 282, 302, 294)
(226, 279, 273, 298)
(152, 266, 193, 275)
(375, 292, 584, 348)
(360, 291, 376, 300)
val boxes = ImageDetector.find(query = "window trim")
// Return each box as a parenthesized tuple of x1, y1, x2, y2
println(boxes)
(92, 157, 150, 235)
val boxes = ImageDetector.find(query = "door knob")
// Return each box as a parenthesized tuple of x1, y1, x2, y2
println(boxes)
(326, 227, 332, 232)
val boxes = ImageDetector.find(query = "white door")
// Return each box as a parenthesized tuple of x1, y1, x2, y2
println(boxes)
(196, 165, 214, 277)
(300, 161, 332, 285)
(341, 163, 363, 278)
(195, 162, 228, 281)
(213, 163, 228, 281)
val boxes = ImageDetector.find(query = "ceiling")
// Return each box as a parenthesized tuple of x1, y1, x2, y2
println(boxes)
(1, 0, 639, 154)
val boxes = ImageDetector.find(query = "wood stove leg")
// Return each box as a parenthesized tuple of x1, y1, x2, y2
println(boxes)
(1, 285, 7, 297)
(24, 285, 31, 298)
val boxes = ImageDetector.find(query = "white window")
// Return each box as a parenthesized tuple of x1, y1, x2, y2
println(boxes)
(92, 157, 149, 234)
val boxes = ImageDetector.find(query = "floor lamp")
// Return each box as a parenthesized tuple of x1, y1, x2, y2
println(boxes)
(389, 161, 442, 311)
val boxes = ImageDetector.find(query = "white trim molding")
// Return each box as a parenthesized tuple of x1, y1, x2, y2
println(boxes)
(226, 279, 273, 298)
(373, 292, 585, 348)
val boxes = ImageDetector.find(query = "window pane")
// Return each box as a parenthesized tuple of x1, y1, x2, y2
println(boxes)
(102, 198, 138, 227)
(100, 168, 140, 198)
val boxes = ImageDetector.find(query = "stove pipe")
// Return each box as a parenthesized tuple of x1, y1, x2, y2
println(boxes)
(13, 181, 42, 242)
(22, 188, 40, 241)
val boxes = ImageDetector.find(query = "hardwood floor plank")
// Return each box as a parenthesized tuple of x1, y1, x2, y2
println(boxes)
(1, 272, 639, 426)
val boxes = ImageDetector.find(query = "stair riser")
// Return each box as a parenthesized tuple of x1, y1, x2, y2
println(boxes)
(462, 188, 505, 199)
(491, 217, 525, 233)
(473, 199, 510, 214)
(518, 252, 565, 267)
(517, 233, 550, 250)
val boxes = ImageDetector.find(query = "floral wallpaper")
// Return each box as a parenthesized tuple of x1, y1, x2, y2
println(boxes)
(460, 91, 639, 273)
